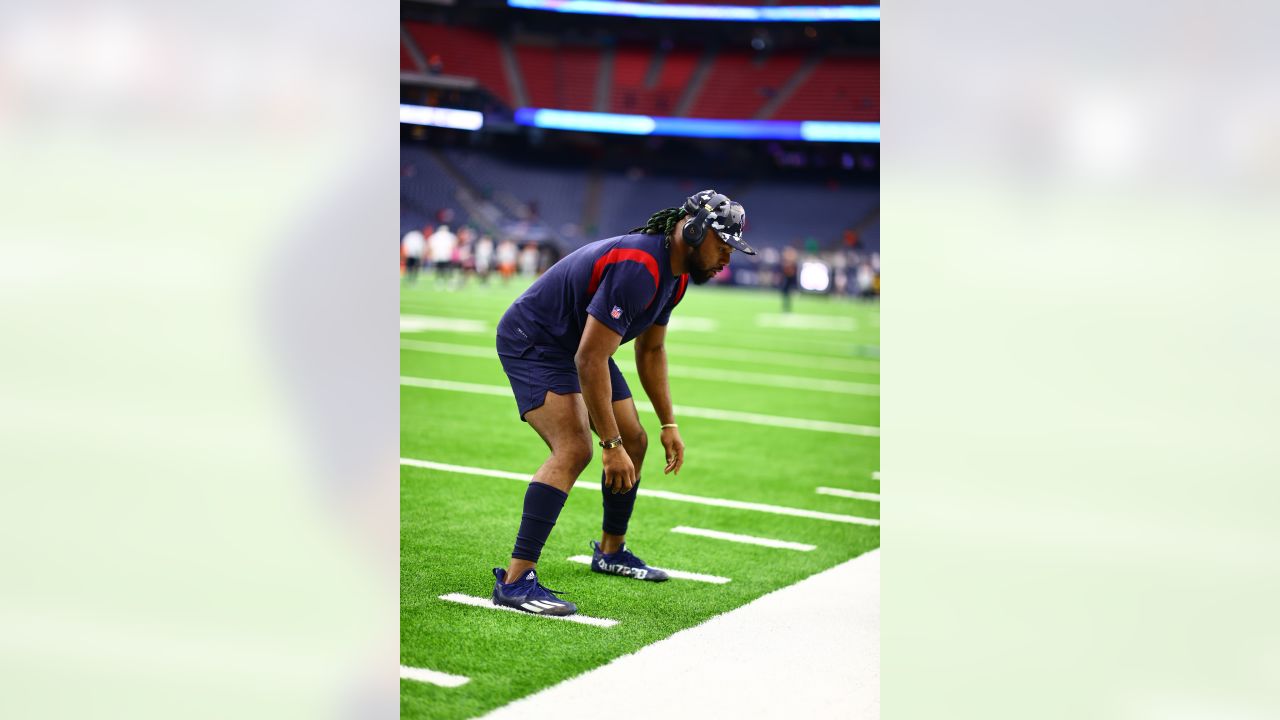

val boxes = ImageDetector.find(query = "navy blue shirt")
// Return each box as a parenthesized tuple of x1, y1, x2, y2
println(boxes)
(503, 233, 690, 355)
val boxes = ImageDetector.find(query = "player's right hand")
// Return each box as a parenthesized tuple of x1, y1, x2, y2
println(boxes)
(602, 446, 636, 494)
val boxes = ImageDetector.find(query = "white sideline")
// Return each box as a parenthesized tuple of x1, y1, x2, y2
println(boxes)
(399, 458, 881, 526)
(399, 664, 470, 688)
(400, 340, 879, 395)
(400, 375, 880, 437)
(671, 525, 816, 551)
(438, 593, 619, 628)
(479, 550, 880, 720)
(565, 555, 731, 584)
(817, 487, 881, 502)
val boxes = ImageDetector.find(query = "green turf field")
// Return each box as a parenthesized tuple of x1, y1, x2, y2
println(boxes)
(400, 275, 879, 719)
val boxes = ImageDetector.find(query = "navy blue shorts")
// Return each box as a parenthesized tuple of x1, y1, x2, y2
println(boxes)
(496, 315, 632, 422)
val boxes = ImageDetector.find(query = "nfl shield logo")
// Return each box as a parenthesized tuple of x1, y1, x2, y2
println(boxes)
(610, 305, 622, 319)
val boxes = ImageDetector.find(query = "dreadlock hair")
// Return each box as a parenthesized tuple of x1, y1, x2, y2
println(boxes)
(629, 207, 687, 237)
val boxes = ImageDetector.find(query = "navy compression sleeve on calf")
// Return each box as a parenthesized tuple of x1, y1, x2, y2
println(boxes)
(511, 482, 570, 562)
(601, 471, 640, 536)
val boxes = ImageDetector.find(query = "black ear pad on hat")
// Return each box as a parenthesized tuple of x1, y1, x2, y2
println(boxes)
(682, 191, 729, 249)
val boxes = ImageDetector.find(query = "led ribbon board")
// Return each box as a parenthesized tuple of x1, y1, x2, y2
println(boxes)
(400, 104, 484, 131)
(514, 108, 880, 143)
(507, 0, 880, 22)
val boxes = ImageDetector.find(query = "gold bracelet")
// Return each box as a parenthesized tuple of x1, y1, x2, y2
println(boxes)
(661, 423, 678, 429)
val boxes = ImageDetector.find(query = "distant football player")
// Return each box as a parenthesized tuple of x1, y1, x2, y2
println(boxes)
(401, 227, 425, 285)
(427, 223, 457, 288)
(491, 190, 754, 615)
(780, 245, 799, 312)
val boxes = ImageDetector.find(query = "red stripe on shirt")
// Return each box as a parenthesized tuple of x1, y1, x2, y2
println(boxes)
(672, 273, 689, 307)
(588, 248, 662, 308)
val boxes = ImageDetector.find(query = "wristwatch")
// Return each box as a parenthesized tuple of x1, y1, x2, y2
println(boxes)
(599, 435, 624, 449)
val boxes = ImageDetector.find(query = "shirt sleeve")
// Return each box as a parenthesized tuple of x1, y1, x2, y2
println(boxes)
(586, 260, 660, 337)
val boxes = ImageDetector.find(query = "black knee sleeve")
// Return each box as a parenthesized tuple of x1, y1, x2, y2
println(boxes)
(601, 471, 640, 536)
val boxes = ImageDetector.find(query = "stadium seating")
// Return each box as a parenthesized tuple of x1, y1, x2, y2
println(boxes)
(772, 56, 878, 121)
(401, 41, 419, 72)
(596, 172, 879, 253)
(404, 20, 879, 122)
(609, 47, 652, 114)
(609, 48, 698, 116)
(400, 147, 460, 235)
(515, 44, 600, 111)
(594, 171, 730, 238)
(441, 148, 589, 231)
(402, 143, 878, 254)
(688, 52, 804, 119)
(594, 170, 879, 252)
(730, 182, 878, 251)
(404, 22, 514, 105)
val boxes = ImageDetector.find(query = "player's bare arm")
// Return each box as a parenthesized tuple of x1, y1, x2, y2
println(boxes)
(576, 315, 636, 494)
(635, 323, 684, 475)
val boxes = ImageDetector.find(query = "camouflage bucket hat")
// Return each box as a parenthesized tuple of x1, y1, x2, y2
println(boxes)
(685, 189, 755, 255)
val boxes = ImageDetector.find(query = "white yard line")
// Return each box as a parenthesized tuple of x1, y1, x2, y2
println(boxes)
(400, 458, 530, 481)
(816, 487, 881, 502)
(565, 555, 732, 584)
(400, 458, 880, 526)
(400, 315, 489, 333)
(396, 309, 878, 372)
(400, 341, 879, 395)
(400, 376, 510, 397)
(756, 313, 857, 331)
(478, 550, 879, 720)
(639, 487, 880, 526)
(670, 526, 817, 551)
(663, 316, 719, 332)
(650, 342, 878, 375)
(664, 364, 878, 396)
(400, 375, 880, 437)
(438, 593, 619, 628)
(871, 471, 880, 480)
(399, 665, 470, 688)
(400, 339, 494, 357)
(652, 402, 878, 437)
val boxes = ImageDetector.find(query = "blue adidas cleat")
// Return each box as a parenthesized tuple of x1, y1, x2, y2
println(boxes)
(491, 567, 578, 616)
(589, 541, 669, 582)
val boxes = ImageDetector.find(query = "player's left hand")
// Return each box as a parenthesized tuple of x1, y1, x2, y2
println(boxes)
(661, 427, 685, 475)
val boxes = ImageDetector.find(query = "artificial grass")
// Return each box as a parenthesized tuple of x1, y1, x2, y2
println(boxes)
(401, 279, 879, 719)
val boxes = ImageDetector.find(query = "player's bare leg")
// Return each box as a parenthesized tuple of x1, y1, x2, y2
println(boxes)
(600, 397, 646, 553)
(588, 395, 667, 581)
(504, 390, 592, 583)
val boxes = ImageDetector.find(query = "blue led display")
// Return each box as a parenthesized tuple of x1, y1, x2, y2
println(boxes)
(513, 108, 879, 143)
(507, 0, 879, 22)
